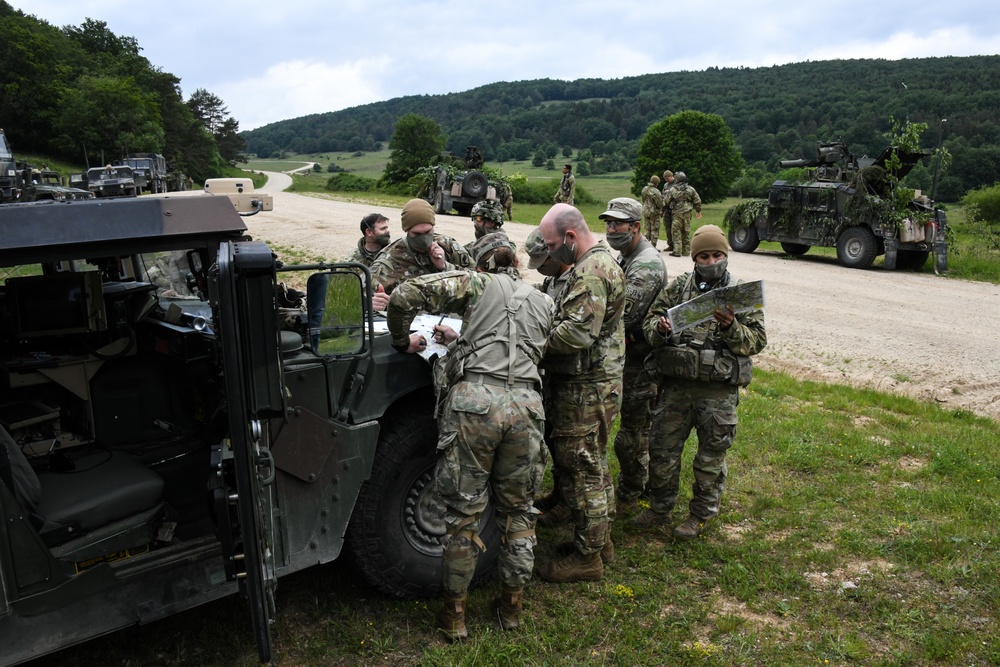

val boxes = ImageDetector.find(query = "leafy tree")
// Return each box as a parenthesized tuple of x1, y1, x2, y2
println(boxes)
(545, 159, 555, 170)
(188, 88, 245, 166)
(382, 113, 445, 184)
(532, 150, 545, 167)
(562, 145, 572, 158)
(633, 110, 743, 202)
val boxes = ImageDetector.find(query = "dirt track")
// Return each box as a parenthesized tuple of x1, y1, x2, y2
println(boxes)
(248, 172, 1000, 420)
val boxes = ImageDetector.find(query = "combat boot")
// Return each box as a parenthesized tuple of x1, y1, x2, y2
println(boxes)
(534, 491, 560, 513)
(553, 538, 615, 564)
(537, 503, 571, 528)
(537, 551, 603, 583)
(631, 510, 671, 529)
(602, 525, 615, 564)
(673, 515, 707, 540)
(493, 585, 523, 630)
(437, 594, 468, 641)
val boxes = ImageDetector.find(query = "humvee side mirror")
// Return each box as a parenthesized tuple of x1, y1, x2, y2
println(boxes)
(308, 271, 365, 355)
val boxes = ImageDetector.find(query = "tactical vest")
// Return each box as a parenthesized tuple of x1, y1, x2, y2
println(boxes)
(649, 272, 753, 386)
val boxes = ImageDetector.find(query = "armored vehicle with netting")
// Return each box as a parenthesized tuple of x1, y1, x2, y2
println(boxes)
(724, 141, 947, 272)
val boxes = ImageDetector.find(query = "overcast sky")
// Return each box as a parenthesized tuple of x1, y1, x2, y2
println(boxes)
(17, 1, 1000, 131)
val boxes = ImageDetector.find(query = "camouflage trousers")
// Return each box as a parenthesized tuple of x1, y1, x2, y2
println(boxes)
(435, 382, 546, 594)
(644, 213, 661, 248)
(647, 379, 738, 520)
(547, 378, 622, 554)
(670, 211, 694, 256)
(662, 210, 674, 248)
(612, 356, 660, 502)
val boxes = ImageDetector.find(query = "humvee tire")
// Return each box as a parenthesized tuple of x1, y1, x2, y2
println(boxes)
(780, 242, 810, 256)
(728, 224, 760, 253)
(461, 171, 488, 198)
(347, 402, 500, 598)
(434, 190, 447, 214)
(836, 227, 878, 269)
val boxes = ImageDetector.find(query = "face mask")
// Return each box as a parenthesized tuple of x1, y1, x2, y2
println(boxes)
(548, 233, 576, 266)
(407, 232, 435, 253)
(474, 223, 487, 239)
(606, 231, 632, 252)
(374, 233, 391, 248)
(696, 257, 728, 285)
(537, 258, 563, 277)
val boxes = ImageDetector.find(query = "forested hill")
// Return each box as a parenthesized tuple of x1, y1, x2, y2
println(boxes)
(242, 56, 1000, 200)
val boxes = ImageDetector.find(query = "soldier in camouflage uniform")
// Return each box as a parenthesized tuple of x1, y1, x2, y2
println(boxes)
(641, 175, 664, 249)
(499, 181, 514, 221)
(553, 164, 576, 205)
(370, 198, 472, 297)
(599, 198, 666, 510)
(345, 212, 391, 267)
(535, 204, 625, 584)
(661, 170, 676, 252)
(636, 225, 766, 539)
(464, 199, 506, 254)
(662, 172, 702, 257)
(386, 232, 554, 640)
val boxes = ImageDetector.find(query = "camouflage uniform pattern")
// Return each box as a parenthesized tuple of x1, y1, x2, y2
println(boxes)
(641, 270, 766, 520)
(612, 236, 666, 502)
(345, 237, 380, 267)
(544, 244, 626, 554)
(661, 181, 675, 249)
(664, 183, 703, 256)
(387, 270, 554, 593)
(554, 172, 576, 205)
(499, 181, 514, 220)
(370, 233, 472, 294)
(641, 183, 664, 247)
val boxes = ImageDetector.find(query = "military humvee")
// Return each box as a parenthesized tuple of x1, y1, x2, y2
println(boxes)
(84, 165, 137, 198)
(724, 141, 948, 272)
(423, 146, 501, 216)
(18, 169, 93, 202)
(0, 196, 498, 665)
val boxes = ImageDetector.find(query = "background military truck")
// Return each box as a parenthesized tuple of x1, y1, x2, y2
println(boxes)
(84, 164, 138, 198)
(422, 146, 504, 216)
(724, 141, 947, 272)
(0, 130, 17, 202)
(0, 196, 500, 665)
(121, 152, 169, 194)
(17, 168, 93, 202)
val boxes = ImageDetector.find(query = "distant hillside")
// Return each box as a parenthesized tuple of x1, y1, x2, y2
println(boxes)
(242, 56, 1000, 201)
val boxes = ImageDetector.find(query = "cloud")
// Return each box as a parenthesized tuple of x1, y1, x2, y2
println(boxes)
(218, 57, 391, 130)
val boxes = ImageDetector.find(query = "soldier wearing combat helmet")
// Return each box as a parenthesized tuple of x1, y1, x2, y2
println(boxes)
(465, 199, 506, 253)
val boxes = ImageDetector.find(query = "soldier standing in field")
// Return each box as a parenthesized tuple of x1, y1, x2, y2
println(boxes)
(346, 212, 391, 267)
(635, 225, 766, 539)
(598, 198, 666, 511)
(535, 203, 625, 583)
(553, 164, 576, 205)
(663, 172, 702, 257)
(641, 175, 665, 249)
(370, 198, 472, 301)
(661, 170, 676, 252)
(386, 232, 554, 641)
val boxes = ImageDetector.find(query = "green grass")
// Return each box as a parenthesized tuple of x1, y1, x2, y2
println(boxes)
(31, 369, 1000, 666)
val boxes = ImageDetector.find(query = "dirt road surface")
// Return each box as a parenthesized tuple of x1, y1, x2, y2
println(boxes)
(249, 172, 1000, 420)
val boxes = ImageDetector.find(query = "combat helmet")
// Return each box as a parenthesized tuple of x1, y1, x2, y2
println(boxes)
(471, 199, 505, 227)
(674, 171, 688, 183)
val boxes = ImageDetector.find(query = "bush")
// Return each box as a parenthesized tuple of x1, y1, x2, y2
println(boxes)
(962, 183, 1000, 225)
(509, 178, 597, 205)
(326, 173, 377, 192)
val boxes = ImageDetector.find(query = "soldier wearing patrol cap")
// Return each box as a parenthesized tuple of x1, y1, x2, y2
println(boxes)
(641, 175, 665, 249)
(599, 198, 666, 511)
(387, 231, 554, 640)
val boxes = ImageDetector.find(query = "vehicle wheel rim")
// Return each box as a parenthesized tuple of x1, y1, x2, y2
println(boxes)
(845, 237, 862, 258)
(734, 227, 748, 244)
(403, 465, 446, 556)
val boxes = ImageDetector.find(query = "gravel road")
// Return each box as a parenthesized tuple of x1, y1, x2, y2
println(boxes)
(247, 171, 1000, 420)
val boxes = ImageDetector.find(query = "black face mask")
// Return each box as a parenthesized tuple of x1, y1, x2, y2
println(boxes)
(374, 233, 391, 248)
(407, 232, 435, 253)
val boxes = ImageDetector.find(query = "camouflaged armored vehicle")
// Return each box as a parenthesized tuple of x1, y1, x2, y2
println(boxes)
(724, 141, 948, 272)
(0, 196, 499, 665)
(18, 169, 94, 202)
(424, 146, 502, 216)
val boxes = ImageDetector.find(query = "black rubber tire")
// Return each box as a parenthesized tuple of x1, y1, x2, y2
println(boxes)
(895, 250, 930, 271)
(461, 171, 488, 198)
(728, 224, 760, 253)
(347, 403, 500, 599)
(433, 190, 446, 214)
(836, 227, 878, 269)
(780, 242, 810, 256)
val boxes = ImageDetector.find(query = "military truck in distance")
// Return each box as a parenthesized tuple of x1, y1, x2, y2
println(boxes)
(0, 197, 499, 665)
(0, 130, 16, 203)
(424, 146, 501, 216)
(18, 169, 94, 202)
(84, 164, 137, 198)
(122, 153, 168, 194)
(724, 141, 947, 272)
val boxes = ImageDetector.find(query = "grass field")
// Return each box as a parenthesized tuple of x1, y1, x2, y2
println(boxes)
(31, 369, 1000, 667)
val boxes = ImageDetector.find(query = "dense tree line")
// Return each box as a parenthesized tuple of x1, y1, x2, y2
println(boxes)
(243, 55, 1000, 202)
(0, 2, 243, 182)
